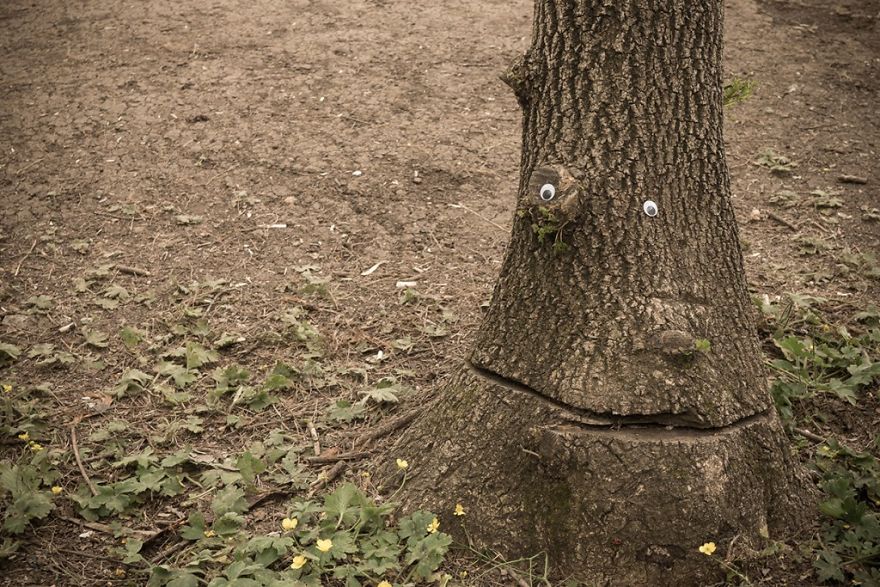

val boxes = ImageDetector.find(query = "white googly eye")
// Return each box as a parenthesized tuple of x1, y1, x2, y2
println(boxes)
(643, 200, 658, 217)
(539, 183, 556, 201)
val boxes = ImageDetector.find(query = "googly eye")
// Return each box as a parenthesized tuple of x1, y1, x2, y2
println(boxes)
(539, 183, 556, 201)
(643, 200, 658, 217)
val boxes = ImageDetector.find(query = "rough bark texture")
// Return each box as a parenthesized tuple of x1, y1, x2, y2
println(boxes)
(383, 0, 813, 583)
(482, 0, 766, 427)
(387, 367, 809, 585)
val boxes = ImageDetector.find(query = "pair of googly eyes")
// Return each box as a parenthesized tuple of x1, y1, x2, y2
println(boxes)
(540, 185, 657, 215)
(537, 184, 658, 217)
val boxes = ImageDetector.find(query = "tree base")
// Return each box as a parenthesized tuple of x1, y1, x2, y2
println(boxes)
(384, 365, 814, 585)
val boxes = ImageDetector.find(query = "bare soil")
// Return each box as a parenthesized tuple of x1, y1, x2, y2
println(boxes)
(1, 0, 878, 585)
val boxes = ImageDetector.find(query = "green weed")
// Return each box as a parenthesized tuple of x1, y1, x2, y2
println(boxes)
(723, 78, 756, 106)
(758, 294, 880, 583)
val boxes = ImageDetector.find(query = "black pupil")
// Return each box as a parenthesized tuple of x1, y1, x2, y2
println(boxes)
(541, 187, 554, 200)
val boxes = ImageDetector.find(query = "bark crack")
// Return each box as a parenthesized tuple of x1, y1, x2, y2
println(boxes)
(468, 360, 771, 433)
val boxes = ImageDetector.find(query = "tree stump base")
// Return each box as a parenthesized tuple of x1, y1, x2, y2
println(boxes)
(386, 366, 813, 585)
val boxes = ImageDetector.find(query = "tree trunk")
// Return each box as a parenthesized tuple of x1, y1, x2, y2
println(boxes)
(384, 0, 812, 583)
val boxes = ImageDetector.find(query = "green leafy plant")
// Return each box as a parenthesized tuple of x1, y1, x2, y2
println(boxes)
(149, 482, 452, 587)
(0, 448, 60, 534)
(759, 295, 880, 426)
(723, 77, 756, 106)
(757, 294, 880, 584)
(0, 456, 59, 534)
(0, 343, 22, 367)
(526, 206, 570, 254)
(812, 439, 880, 584)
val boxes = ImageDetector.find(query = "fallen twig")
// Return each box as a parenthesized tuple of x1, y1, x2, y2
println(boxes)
(58, 515, 153, 539)
(308, 420, 321, 456)
(115, 264, 151, 277)
(71, 424, 98, 496)
(308, 461, 347, 496)
(305, 451, 370, 464)
(50, 546, 139, 566)
(141, 517, 187, 548)
(838, 174, 868, 185)
(766, 211, 799, 232)
(448, 202, 507, 233)
(15, 157, 45, 175)
(794, 427, 826, 444)
(13, 240, 38, 277)
(354, 410, 419, 449)
(500, 568, 531, 587)
(303, 411, 419, 496)
(202, 163, 239, 187)
(248, 489, 287, 510)
(150, 539, 190, 565)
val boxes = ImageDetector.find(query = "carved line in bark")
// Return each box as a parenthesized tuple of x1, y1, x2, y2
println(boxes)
(469, 360, 772, 432)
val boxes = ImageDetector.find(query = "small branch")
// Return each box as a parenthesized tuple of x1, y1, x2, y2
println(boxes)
(308, 461, 347, 496)
(305, 451, 370, 464)
(115, 264, 151, 277)
(448, 203, 507, 233)
(141, 518, 186, 548)
(520, 446, 541, 459)
(794, 427, 826, 444)
(50, 546, 138, 566)
(248, 489, 287, 510)
(58, 515, 153, 539)
(308, 420, 321, 456)
(13, 240, 38, 276)
(150, 539, 190, 565)
(354, 410, 419, 449)
(837, 174, 868, 185)
(202, 163, 239, 187)
(305, 411, 419, 497)
(766, 211, 799, 232)
(71, 425, 98, 496)
(15, 157, 45, 175)
(500, 568, 531, 587)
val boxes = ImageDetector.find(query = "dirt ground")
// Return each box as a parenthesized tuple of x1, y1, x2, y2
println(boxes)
(1, 0, 878, 585)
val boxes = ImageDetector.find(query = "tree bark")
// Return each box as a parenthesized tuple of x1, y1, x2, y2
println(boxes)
(484, 0, 765, 427)
(383, 0, 812, 583)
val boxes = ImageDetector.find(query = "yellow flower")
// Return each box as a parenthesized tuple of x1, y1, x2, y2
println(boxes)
(291, 554, 308, 569)
(396, 458, 408, 470)
(698, 542, 717, 556)
(281, 517, 298, 531)
(17, 432, 29, 441)
(377, 581, 393, 587)
(316, 538, 333, 552)
(427, 517, 440, 534)
(203, 530, 216, 538)
(29, 442, 43, 452)
(2, 384, 12, 393)
(454, 503, 465, 516)
(51, 486, 63, 495)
